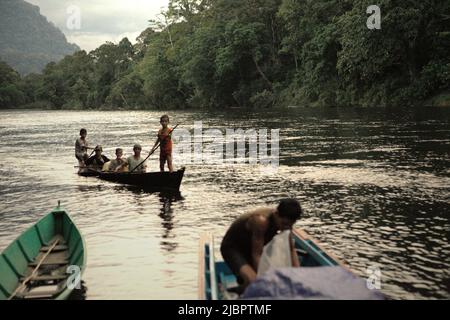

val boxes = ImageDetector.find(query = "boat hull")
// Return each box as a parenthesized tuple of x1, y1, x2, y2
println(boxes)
(98, 167, 185, 191)
(199, 228, 347, 300)
(0, 206, 86, 300)
(78, 169, 100, 177)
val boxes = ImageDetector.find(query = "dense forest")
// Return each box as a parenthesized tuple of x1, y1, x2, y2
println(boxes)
(0, 0, 79, 76)
(1, 0, 450, 110)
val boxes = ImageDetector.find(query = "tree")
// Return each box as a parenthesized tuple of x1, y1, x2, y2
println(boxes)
(0, 60, 25, 108)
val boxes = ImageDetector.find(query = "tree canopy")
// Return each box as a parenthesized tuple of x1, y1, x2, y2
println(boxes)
(1, 0, 449, 109)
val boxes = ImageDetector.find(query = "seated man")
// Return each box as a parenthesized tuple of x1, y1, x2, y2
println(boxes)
(116, 144, 147, 173)
(108, 148, 127, 172)
(220, 199, 302, 293)
(85, 145, 110, 170)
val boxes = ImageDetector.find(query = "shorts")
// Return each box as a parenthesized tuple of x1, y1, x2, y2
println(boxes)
(220, 244, 251, 283)
(160, 150, 172, 161)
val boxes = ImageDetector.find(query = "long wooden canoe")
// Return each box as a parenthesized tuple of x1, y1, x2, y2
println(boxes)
(199, 228, 350, 300)
(0, 205, 86, 300)
(98, 167, 185, 191)
(78, 167, 185, 191)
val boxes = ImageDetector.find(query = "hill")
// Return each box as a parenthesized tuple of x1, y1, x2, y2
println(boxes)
(0, 0, 80, 75)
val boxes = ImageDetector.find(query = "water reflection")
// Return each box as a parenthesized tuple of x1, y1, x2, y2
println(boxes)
(158, 192, 184, 252)
(68, 281, 88, 300)
(76, 184, 107, 193)
(0, 108, 449, 299)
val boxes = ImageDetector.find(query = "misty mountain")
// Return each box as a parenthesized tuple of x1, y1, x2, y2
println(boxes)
(0, 0, 80, 75)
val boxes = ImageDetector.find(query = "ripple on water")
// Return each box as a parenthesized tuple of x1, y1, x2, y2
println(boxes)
(1, 109, 449, 299)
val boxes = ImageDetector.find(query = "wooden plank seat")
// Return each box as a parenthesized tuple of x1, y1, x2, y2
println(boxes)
(20, 274, 68, 282)
(40, 245, 68, 252)
(16, 288, 64, 300)
(28, 259, 69, 267)
(1, 206, 86, 300)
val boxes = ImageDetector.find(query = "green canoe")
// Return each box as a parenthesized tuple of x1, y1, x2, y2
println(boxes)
(0, 204, 86, 300)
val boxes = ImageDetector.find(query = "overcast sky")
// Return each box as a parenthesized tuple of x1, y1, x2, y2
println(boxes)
(26, 0, 169, 52)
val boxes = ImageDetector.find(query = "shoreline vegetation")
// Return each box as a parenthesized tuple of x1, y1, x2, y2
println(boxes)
(1, 0, 450, 110)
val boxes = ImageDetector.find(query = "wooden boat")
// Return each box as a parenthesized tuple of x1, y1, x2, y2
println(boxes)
(0, 204, 86, 300)
(97, 167, 185, 191)
(198, 229, 349, 300)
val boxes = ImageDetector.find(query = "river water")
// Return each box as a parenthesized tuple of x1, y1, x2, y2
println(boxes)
(0, 108, 449, 300)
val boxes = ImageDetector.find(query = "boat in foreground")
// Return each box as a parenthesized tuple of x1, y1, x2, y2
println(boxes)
(199, 228, 354, 300)
(0, 205, 86, 300)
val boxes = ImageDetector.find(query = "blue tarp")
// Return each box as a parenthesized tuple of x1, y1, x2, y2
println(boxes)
(241, 266, 385, 300)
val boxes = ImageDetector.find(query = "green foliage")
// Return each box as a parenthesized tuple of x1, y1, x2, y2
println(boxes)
(0, 60, 24, 108)
(2, 0, 450, 109)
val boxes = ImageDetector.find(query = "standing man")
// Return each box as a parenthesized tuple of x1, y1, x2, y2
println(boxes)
(150, 115, 174, 172)
(75, 128, 90, 165)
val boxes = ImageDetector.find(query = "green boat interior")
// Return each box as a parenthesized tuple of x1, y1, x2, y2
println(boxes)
(201, 231, 340, 300)
(0, 208, 85, 300)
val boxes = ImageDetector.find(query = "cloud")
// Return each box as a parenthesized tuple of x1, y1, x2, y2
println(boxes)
(26, 0, 169, 51)
(66, 31, 142, 52)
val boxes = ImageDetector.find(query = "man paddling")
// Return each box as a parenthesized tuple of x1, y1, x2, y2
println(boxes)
(150, 115, 174, 172)
(220, 199, 302, 293)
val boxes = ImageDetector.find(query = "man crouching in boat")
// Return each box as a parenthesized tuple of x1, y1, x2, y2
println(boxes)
(220, 199, 302, 293)
(85, 145, 110, 171)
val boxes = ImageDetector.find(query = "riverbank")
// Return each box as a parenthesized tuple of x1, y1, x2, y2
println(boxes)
(3, 98, 450, 111)
(424, 91, 450, 107)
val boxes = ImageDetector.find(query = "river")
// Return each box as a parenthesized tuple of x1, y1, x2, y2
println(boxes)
(0, 108, 449, 299)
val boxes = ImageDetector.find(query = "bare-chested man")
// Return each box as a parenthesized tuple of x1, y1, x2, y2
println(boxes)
(220, 199, 302, 292)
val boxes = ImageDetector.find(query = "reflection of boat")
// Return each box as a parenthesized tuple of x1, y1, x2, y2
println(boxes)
(0, 204, 86, 300)
(98, 167, 185, 191)
(199, 229, 352, 300)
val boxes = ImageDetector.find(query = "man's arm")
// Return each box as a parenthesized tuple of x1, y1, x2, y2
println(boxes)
(290, 231, 300, 267)
(248, 215, 269, 272)
(150, 134, 161, 153)
(115, 159, 129, 172)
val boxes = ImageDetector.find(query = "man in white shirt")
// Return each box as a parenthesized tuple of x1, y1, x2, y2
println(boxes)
(116, 144, 147, 173)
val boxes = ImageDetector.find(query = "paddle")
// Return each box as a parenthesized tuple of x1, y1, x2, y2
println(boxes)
(88, 148, 95, 158)
(130, 124, 179, 173)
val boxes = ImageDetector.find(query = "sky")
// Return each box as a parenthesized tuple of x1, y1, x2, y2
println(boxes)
(26, 0, 169, 52)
